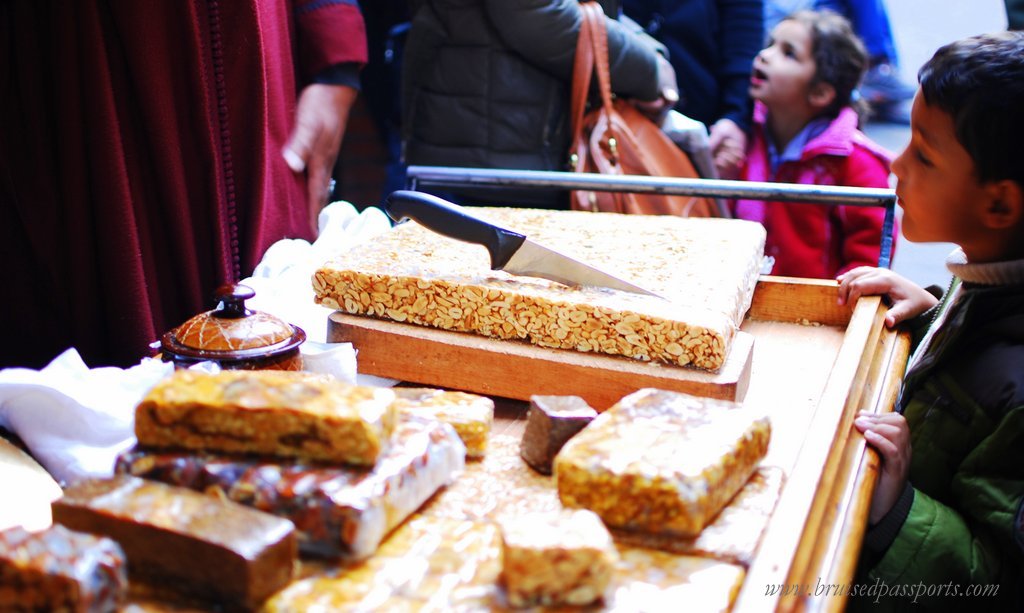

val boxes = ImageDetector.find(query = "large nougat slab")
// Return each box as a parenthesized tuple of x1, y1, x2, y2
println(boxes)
(51, 476, 296, 609)
(135, 369, 397, 466)
(116, 416, 465, 560)
(314, 208, 765, 371)
(0, 524, 126, 612)
(555, 388, 771, 538)
(265, 514, 745, 612)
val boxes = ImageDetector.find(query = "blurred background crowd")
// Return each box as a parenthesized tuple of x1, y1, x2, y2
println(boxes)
(0, 0, 1016, 369)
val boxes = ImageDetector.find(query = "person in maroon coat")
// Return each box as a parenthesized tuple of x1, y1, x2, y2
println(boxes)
(0, 1, 367, 368)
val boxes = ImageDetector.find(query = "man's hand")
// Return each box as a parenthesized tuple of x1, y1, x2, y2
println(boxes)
(707, 118, 746, 179)
(632, 53, 679, 124)
(282, 84, 358, 235)
(837, 266, 938, 328)
(854, 412, 911, 525)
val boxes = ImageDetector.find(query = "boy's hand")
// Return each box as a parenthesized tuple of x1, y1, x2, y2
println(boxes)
(836, 267, 939, 328)
(854, 412, 911, 525)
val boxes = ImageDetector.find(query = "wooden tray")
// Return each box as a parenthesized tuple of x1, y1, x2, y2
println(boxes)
(329, 318, 754, 407)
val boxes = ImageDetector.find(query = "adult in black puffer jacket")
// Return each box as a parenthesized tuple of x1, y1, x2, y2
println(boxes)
(623, 0, 763, 177)
(401, 0, 673, 207)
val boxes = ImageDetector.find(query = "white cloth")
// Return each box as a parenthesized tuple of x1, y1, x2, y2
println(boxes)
(0, 201, 395, 483)
(0, 349, 172, 483)
(246, 201, 393, 344)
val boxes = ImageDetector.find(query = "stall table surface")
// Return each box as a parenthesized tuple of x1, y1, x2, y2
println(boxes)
(2, 276, 908, 612)
(326, 275, 910, 612)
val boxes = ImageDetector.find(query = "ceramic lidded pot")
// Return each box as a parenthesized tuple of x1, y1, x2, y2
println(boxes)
(160, 284, 305, 371)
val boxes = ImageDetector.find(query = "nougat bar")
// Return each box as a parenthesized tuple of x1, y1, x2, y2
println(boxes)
(135, 369, 396, 465)
(555, 388, 770, 538)
(52, 476, 297, 608)
(390, 387, 493, 459)
(0, 525, 126, 612)
(500, 509, 616, 607)
(314, 208, 766, 371)
(116, 416, 465, 559)
(520, 395, 597, 475)
(264, 516, 504, 611)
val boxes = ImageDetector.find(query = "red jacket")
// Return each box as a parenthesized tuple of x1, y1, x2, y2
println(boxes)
(735, 102, 895, 279)
(0, 1, 366, 368)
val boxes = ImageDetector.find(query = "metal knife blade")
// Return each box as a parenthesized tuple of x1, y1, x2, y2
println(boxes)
(384, 190, 662, 298)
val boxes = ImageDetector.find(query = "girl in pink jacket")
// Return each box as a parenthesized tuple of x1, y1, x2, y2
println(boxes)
(735, 10, 895, 279)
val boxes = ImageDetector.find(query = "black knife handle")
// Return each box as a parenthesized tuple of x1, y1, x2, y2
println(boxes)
(384, 190, 527, 269)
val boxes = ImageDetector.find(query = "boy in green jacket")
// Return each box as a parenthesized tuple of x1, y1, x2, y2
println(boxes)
(837, 32, 1024, 610)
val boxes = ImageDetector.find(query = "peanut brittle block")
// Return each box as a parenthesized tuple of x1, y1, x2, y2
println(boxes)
(555, 388, 771, 538)
(0, 524, 126, 612)
(135, 369, 397, 466)
(520, 395, 597, 475)
(500, 509, 616, 607)
(390, 387, 493, 459)
(116, 416, 465, 560)
(314, 208, 765, 371)
(52, 475, 297, 609)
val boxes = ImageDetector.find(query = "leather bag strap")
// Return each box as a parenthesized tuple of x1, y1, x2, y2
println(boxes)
(569, 1, 598, 168)
(584, 2, 615, 114)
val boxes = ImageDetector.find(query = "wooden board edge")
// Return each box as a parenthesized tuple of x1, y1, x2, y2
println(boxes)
(750, 276, 853, 327)
(809, 329, 911, 613)
(733, 296, 887, 612)
(329, 313, 754, 410)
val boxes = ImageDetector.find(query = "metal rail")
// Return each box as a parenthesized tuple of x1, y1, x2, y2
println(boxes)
(405, 165, 896, 268)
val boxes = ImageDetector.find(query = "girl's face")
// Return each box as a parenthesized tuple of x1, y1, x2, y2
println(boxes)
(750, 19, 818, 111)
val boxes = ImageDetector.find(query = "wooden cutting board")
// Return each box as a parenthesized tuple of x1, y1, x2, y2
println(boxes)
(328, 313, 753, 410)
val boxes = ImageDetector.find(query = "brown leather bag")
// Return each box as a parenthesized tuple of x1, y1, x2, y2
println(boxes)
(570, 1, 717, 217)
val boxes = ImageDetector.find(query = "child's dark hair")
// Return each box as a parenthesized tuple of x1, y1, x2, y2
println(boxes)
(919, 31, 1024, 190)
(784, 10, 869, 123)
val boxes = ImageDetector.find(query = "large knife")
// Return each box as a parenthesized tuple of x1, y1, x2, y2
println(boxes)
(384, 190, 661, 298)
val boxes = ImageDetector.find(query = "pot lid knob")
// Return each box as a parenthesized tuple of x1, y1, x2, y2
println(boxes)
(214, 283, 256, 319)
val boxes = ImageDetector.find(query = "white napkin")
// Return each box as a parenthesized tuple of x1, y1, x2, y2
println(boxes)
(0, 349, 173, 483)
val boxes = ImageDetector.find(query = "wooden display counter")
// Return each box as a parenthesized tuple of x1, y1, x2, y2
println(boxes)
(1, 276, 908, 611)
(329, 276, 911, 612)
